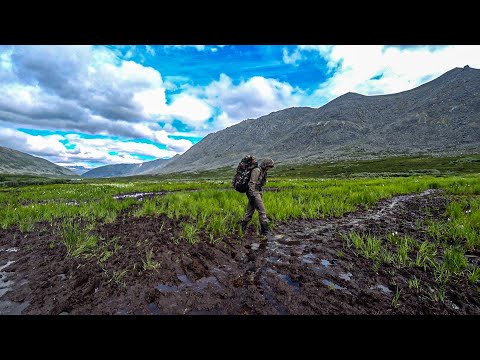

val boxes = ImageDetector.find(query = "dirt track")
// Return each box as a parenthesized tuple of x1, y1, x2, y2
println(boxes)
(1, 189, 479, 314)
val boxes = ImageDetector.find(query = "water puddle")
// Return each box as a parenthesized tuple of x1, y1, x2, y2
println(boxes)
(371, 284, 391, 294)
(278, 274, 301, 293)
(267, 256, 281, 264)
(156, 284, 178, 293)
(0, 261, 15, 298)
(148, 302, 163, 315)
(0, 261, 15, 272)
(193, 276, 221, 292)
(320, 259, 332, 267)
(113, 192, 164, 200)
(301, 253, 316, 264)
(338, 272, 353, 281)
(277, 238, 302, 246)
(156, 273, 222, 294)
(177, 274, 192, 285)
(0, 279, 14, 297)
(0, 301, 29, 315)
(0, 248, 18, 253)
(322, 279, 346, 290)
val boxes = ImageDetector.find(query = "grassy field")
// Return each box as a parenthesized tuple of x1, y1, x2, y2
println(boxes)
(1, 154, 480, 312)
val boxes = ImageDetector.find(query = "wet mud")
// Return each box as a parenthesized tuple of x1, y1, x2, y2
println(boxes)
(1, 189, 479, 315)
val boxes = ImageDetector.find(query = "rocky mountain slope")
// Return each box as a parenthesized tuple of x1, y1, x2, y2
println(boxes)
(156, 65, 479, 173)
(0, 146, 76, 177)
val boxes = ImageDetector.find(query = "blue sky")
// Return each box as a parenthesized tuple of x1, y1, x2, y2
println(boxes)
(0, 45, 479, 169)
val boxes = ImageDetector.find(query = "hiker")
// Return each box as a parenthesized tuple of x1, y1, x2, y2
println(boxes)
(240, 158, 275, 236)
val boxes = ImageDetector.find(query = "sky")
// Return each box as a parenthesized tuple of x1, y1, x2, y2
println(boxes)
(0, 45, 479, 170)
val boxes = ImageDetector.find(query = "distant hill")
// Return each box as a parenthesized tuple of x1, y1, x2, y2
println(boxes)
(65, 166, 91, 175)
(82, 158, 171, 178)
(0, 146, 76, 177)
(154, 65, 480, 174)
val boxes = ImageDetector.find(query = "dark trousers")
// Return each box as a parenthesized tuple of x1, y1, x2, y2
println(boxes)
(242, 192, 268, 225)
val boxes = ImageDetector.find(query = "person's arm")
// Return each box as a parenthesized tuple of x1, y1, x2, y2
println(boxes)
(248, 168, 260, 196)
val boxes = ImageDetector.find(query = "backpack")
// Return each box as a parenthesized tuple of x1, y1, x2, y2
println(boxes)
(232, 155, 257, 193)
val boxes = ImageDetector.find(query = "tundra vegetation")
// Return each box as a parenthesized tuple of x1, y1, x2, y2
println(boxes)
(1, 154, 479, 314)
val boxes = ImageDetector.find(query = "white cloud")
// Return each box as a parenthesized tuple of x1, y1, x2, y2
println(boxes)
(164, 45, 206, 51)
(0, 46, 168, 132)
(292, 45, 480, 101)
(202, 73, 304, 129)
(0, 128, 68, 157)
(282, 47, 302, 65)
(145, 45, 156, 56)
(161, 94, 213, 128)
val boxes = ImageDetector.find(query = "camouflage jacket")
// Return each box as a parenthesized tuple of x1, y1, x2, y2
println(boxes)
(248, 167, 267, 196)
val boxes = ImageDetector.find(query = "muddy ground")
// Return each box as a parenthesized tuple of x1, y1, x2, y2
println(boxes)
(1, 189, 479, 315)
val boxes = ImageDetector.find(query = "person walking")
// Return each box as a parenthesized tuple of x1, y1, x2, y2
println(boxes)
(240, 158, 274, 236)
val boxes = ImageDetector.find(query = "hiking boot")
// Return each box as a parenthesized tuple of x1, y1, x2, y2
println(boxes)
(240, 220, 249, 232)
(260, 223, 270, 236)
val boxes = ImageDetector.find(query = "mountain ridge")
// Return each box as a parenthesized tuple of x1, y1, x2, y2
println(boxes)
(0, 146, 77, 177)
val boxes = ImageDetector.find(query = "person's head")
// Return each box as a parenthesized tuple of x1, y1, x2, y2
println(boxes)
(260, 158, 274, 171)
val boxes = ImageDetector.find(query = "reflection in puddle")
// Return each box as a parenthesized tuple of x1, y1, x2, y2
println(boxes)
(113, 192, 164, 200)
(177, 274, 192, 285)
(0, 261, 16, 298)
(322, 279, 346, 290)
(338, 272, 353, 281)
(267, 256, 280, 263)
(156, 274, 222, 294)
(148, 302, 163, 315)
(0, 301, 29, 315)
(0, 260, 29, 315)
(371, 284, 391, 294)
(278, 238, 302, 246)
(0, 248, 18, 253)
(302, 253, 316, 264)
(320, 259, 331, 267)
(156, 284, 178, 293)
(278, 274, 301, 293)
(0, 261, 15, 272)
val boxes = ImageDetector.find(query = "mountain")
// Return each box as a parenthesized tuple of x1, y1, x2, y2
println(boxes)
(156, 65, 480, 174)
(0, 146, 77, 177)
(65, 166, 91, 175)
(82, 158, 170, 178)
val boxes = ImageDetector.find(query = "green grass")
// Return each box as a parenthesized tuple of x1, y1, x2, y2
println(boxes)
(142, 249, 161, 271)
(340, 191, 480, 295)
(61, 219, 100, 257)
(269, 154, 480, 179)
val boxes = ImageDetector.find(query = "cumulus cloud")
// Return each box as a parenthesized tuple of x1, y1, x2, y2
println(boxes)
(163, 94, 212, 128)
(289, 45, 480, 101)
(0, 125, 191, 167)
(0, 46, 168, 131)
(201, 73, 304, 129)
(0, 127, 67, 157)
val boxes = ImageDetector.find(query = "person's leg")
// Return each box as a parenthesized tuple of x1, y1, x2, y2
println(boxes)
(253, 193, 270, 235)
(241, 194, 255, 230)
